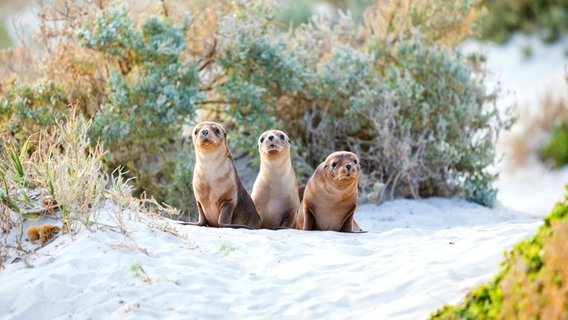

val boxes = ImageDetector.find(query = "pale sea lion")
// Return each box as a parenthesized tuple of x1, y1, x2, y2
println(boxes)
(181, 121, 261, 229)
(251, 130, 300, 229)
(295, 151, 364, 232)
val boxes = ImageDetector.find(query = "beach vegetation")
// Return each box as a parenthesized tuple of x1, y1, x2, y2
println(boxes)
(430, 185, 568, 319)
(0, 112, 106, 235)
(0, 0, 511, 212)
(539, 124, 568, 168)
(504, 75, 567, 170)
(130, 259, 151, 283)
(479, 0, 568, 44)
(217, 242, 239, 257)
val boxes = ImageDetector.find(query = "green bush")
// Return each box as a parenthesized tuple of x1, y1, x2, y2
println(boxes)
(215, 0, 509, 206)
(77, 6, 200, 210)
(479, 0, 568, 43)
(1, 0, 511, 210)
(0, 78, 69, 143)
(430, 186, 568, 319)
(540, 124, 568, 168)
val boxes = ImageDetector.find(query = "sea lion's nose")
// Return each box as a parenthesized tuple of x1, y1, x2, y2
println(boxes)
(202, 129, 209, 136)
(346, 164, 352, 170)
(268, 135, 274, 141)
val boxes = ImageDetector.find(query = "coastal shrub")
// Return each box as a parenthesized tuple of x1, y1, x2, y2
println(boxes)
(214, 0, 508, 206)
(540, 124, 568, 168)
(479, 0, 568, 43)
(76, 6, 200, 210)
(1, 0, 510, 210)
(0, 78, 69, 144)
(430, 185, 568, 319)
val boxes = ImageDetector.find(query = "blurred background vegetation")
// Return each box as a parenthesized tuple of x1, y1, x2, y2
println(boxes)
(0, 0, 566, 214)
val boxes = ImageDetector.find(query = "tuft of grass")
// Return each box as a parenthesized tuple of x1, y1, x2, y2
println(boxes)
(130, 259, 151, 283)
(104, 167, 138, 211)
(32, 110, 106, 233)
(0, 109, 107, 237)
(216, 242, 238, 257)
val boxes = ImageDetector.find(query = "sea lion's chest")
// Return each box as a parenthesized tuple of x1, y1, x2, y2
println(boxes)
(193, 157, 238, 219)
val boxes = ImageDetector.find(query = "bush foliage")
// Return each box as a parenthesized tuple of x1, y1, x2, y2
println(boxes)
(540, 124, 568, 168)
(0, 78, 69, 143)
(431, 185, 568, 319)
(0, 0, 512, 211)
(479, 0, 568, 43)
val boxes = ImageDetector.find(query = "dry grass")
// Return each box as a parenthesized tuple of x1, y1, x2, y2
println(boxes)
(0, 109, 106, 236)
(1, 107, 187, 267)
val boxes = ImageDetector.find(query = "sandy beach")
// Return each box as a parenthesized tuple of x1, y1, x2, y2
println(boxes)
(0, 199, 543, 319)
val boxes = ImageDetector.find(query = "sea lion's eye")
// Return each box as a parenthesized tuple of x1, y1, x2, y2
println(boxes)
(279, 134, 285, 140)
(353, 159, 358, 165)
(214, 128, 221, 135)
(331, 161, 338, 168)
(194, 129, 198, 135)
(260, 136, 265, 143)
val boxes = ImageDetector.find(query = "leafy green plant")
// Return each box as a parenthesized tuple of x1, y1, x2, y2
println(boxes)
(130, 259, 151, 283)
(0, 78, 69, 143)
(77, 6, 201, 211)
(78, 7, 200, 153)
(540, 124, 568, 168)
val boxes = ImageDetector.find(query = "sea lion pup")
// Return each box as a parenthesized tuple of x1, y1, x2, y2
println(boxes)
(251, 130, 300, 229)
(295, 151, 364, 232)
(181, 121, 261, 229)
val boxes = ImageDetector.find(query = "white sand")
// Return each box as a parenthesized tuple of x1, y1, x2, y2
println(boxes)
(0, 199, 542, 319)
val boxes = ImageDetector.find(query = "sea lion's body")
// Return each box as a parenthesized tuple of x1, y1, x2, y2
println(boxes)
(186, 121, 261, 229)
(295, 151, 363, 232)
(251, 130, 300, 229)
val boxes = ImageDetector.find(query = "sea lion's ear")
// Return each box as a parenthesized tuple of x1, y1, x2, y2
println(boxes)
(324, 165, 328, 169)
(288, 139, 292, 144)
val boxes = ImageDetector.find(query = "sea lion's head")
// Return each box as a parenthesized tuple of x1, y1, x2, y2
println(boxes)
(323, 151, 360, 184)
(258, 130, 291, 158)
(192, 121, 227, 153)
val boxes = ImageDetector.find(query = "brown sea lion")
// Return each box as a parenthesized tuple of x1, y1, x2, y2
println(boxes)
(251, 130, 300, 229)
(294, 151, 364, 232)
(181, 121, 261, 229)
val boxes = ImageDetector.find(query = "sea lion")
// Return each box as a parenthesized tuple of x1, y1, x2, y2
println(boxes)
(251, 130, 300, 229)
(182, 121, 261, 229)
(295, 151, 364, 232)
(27, 224, 61, 247)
